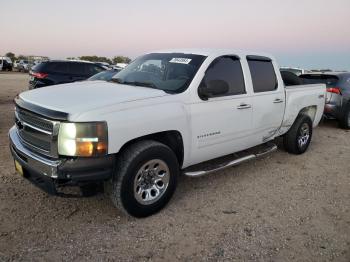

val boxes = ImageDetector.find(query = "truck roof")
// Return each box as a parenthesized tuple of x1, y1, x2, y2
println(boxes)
(151, 48, 275, 60)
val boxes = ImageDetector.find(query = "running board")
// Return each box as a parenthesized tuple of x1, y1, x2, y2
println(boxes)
(183, 143, 278, 177)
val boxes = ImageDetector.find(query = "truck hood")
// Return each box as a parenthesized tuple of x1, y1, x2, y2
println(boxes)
(19, 81, 167, 116)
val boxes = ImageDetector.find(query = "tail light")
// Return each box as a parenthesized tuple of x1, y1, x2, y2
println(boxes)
(31, 72, 48, 79)
(326, 87, 341, 95)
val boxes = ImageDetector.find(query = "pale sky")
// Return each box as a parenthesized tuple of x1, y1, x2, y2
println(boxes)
(1, 0, 350, 70)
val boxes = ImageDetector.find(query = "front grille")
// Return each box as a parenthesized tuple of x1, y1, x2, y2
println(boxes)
(20, 131, 51, 151)
(16, 107, 53, 132)
(15, 106, 59, 158)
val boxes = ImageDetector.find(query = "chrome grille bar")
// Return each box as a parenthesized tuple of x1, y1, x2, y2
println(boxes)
(15, 106, 60, 158)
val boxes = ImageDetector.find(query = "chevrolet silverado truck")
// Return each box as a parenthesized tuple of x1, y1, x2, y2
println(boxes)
(9, 49, 326, 217)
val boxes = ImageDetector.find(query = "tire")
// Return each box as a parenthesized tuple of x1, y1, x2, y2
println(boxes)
(339, 104, 350, 129)
(283, 114, 313, 154)
(107, 140, 179, 217)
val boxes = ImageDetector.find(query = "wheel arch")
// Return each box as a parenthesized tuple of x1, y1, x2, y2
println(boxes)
(280, 105, 319, 135)
(299, 105, 317, 123)
(117, 130, 184, 167)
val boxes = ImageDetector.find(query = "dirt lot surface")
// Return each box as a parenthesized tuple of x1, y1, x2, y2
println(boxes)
(0, 72, 349, 261)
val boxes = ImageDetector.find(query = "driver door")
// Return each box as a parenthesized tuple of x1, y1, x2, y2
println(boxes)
(189, 56, 254, 165)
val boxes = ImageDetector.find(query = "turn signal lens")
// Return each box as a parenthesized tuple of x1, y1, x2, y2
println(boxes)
(96, 142, 108, 154)
(76, 142, 94, 156)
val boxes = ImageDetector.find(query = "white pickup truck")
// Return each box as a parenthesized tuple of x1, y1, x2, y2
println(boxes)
(9, 49, 326, 217)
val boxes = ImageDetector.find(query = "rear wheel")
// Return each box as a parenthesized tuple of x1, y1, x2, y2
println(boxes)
(283, 114, 313, 154)
(107, 140, 179, 217)
(339, 104, 350, 129)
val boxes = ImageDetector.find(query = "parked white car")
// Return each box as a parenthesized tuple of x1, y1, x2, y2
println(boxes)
(112, 63, 128, 69)
(9, 49, 326, 217)
(17, 60, 29, 72)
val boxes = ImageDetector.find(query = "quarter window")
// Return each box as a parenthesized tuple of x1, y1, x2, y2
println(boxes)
(202, 56, 246, 97)
(247, 57, 277, 92)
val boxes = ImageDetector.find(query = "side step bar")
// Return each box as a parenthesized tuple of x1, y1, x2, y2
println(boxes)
(183, 143, 278, 177)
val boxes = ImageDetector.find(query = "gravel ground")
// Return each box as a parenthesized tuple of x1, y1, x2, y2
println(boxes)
(0, 72, 349, 261)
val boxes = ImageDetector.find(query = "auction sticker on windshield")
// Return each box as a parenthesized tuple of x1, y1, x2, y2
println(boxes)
(169, 58, 192, 64)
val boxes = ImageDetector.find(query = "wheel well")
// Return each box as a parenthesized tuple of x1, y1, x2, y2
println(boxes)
(299, 106, 317, 123)
(118, 131, 184, 166)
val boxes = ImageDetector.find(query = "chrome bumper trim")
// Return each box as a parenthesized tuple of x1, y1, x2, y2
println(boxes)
(9, 126, 61, 178)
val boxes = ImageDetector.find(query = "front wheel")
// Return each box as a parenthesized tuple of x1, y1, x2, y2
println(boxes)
(107, 140, 179, 217)
(283, 114, 313, 154)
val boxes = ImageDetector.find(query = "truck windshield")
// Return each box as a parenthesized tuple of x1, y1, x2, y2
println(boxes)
(111, 53, 206, 93)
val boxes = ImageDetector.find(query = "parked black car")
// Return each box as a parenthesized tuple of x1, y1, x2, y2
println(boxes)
(300, 72, 350, 129)
(29, 60, 105, 89)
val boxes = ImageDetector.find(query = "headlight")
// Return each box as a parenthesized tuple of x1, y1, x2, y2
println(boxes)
(58, 122, 108, 157)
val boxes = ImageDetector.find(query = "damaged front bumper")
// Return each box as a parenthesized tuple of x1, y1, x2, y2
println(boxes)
(9, 126, 114, 195)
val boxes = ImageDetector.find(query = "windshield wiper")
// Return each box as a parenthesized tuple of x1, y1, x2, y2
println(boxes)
(110, 77, 123, 84)
(110, 78, 157, 89)
(128, 81, 158, 89)
(118, 80, 158, 89)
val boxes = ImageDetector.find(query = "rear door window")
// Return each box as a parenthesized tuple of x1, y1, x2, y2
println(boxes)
(247, 56, 277, 93)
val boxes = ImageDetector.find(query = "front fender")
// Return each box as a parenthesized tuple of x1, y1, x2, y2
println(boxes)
(105, 101, 189, 157)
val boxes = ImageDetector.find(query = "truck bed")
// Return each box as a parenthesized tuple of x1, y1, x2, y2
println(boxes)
(279, 84, 326, 135)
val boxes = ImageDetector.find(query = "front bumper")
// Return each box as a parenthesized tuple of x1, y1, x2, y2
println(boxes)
(9, 126, 114, 194)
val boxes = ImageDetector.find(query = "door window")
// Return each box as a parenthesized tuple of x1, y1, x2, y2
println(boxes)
(247, 56, 277, 92)
(201, 56, 246, 97)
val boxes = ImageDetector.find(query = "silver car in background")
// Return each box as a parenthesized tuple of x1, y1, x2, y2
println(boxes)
(300, 72, 350, 129)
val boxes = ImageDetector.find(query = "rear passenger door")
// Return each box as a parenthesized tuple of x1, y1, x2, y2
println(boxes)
(247, 56, 285, 142)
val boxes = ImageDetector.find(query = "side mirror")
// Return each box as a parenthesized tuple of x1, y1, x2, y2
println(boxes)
(198, 79, 229, 100)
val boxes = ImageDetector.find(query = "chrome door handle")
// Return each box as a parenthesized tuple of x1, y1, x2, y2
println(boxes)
(237, 103, 251, 109)
(273, 98, 284, 104)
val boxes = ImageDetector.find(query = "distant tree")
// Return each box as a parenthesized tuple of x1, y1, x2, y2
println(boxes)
(66, 57, 76, 60)
(79, 56, 112, 64)
(5, 52, 15, 61)
(17, 55, 27, 60)
(112, 56, 131, 64)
